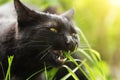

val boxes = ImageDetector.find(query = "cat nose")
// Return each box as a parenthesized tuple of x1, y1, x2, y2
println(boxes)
(65, 36, 75, 51)
(66, 36, 73, 44)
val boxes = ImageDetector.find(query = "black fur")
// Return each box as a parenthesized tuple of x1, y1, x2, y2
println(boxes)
(0, 0, 87, 80)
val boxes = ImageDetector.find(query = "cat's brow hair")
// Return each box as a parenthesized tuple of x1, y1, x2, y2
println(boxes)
(35, 10, 69, 23)
(35, 10, 59, 18)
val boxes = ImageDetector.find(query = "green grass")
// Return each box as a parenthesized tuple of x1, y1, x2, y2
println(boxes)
(5, 29, 110, 80)
(5, 56, 14, 80)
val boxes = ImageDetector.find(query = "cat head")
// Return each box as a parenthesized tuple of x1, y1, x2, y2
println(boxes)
(14, 0, 79, 66)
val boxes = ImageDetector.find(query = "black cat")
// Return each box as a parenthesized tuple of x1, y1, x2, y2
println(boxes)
(0, 0, 87, 80)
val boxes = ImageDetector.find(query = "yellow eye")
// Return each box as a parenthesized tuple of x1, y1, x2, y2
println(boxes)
(50, 28, 58, 33)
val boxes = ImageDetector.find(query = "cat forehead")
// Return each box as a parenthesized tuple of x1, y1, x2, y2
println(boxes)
(32, 11, 74, 30)
(35, 11, 67, 21)
(44, 18, 69, 26)
(35, 12, 71, 27)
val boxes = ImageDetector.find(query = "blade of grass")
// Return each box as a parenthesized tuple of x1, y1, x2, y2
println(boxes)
(78, 29, 91, 48)
(61, 65, 79, 80)
(61, 59, 87, 80)
(5, 56, 14, 80)
(77, 48, 94, 63)
(44, 63, 48, 80)
(64, 52, 89, 79)
(47, 68, 58, 80)
(26, 66, 51, 80)
(83, 62, 96, 80)
(83, 48, 106, 79)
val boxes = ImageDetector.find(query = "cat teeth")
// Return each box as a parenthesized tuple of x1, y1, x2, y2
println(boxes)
(58, 56, 61, 61)
(57, 56, 67, 62)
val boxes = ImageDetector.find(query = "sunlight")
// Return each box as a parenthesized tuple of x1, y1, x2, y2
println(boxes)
(109, 0, 120, 6)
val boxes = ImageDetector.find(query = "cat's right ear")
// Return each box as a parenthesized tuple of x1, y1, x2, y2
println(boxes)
(61, 9, 74, 21)
(14, 0, 42, 27)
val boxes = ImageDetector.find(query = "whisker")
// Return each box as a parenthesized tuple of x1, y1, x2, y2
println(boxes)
(17, 40, 51, 48)
(40, 51, 49, 61)
(27, 44, 51, 47)
(39, 46, 52, 60)
(30, 40, 52, 44)
(36, 46, 52, 60)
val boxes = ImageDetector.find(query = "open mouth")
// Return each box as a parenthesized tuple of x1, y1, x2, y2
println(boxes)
(49, 49, 67, 63)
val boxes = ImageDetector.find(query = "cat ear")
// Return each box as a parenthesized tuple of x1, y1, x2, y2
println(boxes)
(61, 8, 74, 20)
(14, 0, 40, 26)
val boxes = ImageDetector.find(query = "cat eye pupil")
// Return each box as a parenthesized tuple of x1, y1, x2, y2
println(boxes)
(50, 28, 58, 33)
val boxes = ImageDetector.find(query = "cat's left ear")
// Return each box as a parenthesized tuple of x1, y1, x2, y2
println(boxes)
(61, 8, 74, 20)
(14, 0, 42, 26)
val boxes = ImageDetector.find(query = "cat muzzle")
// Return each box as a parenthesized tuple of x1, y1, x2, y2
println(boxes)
(48, 49, 67, 63)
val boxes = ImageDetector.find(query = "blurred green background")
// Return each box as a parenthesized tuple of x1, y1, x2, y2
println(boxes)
(0, 0, 120, 79)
